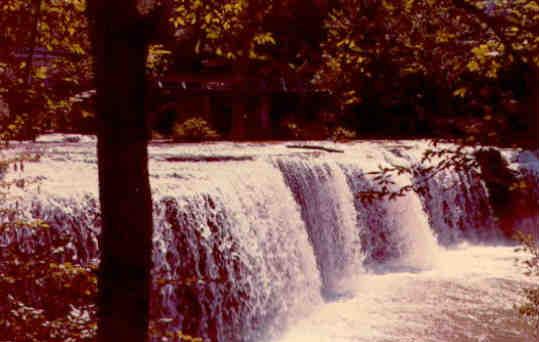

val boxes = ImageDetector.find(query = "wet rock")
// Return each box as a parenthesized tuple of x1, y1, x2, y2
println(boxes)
(475, 149, 537, 239)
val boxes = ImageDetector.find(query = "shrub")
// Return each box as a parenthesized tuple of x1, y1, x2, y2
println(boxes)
(171, 117, 219, 142)
(281, 120, 304, 139)
(331, 126, 357, 141)
(0, 137, 97, 340)
(151, 130, 165, 140)
(514, 231, 539, 337)
(0, 199, 98, 340)
(280, 119, 335, 140)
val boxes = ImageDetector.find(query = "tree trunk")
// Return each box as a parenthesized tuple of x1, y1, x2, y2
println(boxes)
(24, 0, 42, 87)
(524, 66, 538, 148)
(230, 96, 247, 140)
(87, 1, 153, 341)
(8, 0, 42, 140)
(258, 95, 272, 139)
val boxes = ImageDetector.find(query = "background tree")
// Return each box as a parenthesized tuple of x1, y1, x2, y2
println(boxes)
(158, 0, 333, 139)
(0, 0, 92, 140)
(314, 0, 538, 146)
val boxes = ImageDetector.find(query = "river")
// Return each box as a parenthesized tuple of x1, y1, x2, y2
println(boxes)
(1, 134, 537, 341)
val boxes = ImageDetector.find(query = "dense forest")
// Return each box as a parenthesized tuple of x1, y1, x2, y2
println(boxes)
(1, 0, 537, 146)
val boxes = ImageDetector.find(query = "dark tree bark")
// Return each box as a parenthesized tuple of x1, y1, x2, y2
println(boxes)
(87, 1, 154, 341)
(7, 0, 42, 140)
(230, 96, 248, 140)
(23, 0, 42, 87)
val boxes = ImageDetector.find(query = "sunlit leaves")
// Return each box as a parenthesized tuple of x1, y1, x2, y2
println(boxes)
(0, 0, 92, 138)
(147, 44, 172, 78)
(252, 32, 275, 45)
(465, 42, 504, 77)
(453, 87, 467, 97)
(168, 0, 274, 61)
(0, 208, 98, 340)
(316, 0, 539, 109)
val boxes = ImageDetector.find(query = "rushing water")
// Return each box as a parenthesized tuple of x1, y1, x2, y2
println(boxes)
(278, 245, 533, 342)
(1, 135, 538, 341)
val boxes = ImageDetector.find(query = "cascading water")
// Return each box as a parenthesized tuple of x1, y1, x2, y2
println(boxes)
(0, 194, 100, 263)
(276, 158, 363, 298)
(341, 163, 440, 271)
(150, 161, 321, 341)
(416, 168, 500, 245)
(1, 137, 538, 341)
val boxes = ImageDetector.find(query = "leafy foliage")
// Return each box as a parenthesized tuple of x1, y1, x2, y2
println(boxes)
(147, 43, 173, 79)
(357, 143, 481, 203)
(514, 231, 539, 337)
(316, 0, 538, 105)
(0, 148, 98, 341)
(331, 126, 357, 141)
(167, 0, 279, 63)
(0, 0, 92, 139)
(172, 117, 220, 141)
(313, 0, 538, 146)
(0, 148, 205, 341)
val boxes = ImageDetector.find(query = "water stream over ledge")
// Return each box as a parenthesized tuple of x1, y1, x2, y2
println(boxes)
(1, 136, 538, 341)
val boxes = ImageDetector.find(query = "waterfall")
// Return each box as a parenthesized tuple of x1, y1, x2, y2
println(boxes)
(416, 169, 500, 245)
(0, 194, 100, 263)
(1, 138, 538, 341)
(276, 158, 364, 298)
(341, 163, 439, 271)
(151, 161, 321, 341)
